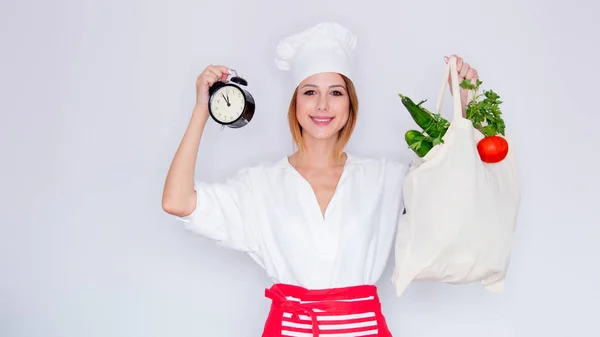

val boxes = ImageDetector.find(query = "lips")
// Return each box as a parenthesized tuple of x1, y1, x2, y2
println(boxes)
(310, 116, 334, 126)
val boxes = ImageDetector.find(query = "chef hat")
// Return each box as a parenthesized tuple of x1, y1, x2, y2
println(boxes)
(275, 22, 358, 88)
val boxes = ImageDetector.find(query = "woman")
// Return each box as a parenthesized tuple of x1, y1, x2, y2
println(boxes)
(162, 22, 479, 337)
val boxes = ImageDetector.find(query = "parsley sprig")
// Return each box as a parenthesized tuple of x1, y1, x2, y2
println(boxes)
(460, 79, 506, 137)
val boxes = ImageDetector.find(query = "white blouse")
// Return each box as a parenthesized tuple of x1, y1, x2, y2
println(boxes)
(176, 153, 407, 289)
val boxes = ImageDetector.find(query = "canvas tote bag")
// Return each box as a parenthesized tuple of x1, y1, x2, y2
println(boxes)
(392, 56, 521, 296)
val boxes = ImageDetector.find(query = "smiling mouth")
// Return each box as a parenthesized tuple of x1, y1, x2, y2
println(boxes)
(310, 116, 334, 125)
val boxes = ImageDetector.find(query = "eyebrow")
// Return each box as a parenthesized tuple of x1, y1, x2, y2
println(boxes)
(301, 84, 347, 90)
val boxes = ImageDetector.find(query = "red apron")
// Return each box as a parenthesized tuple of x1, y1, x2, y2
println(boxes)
(262, 283, 393, 337)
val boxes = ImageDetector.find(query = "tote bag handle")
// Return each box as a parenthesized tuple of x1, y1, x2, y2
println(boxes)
(434, 55, 474, 121)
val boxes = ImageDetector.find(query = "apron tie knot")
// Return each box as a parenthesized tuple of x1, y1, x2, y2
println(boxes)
(265, 287, 321, 337)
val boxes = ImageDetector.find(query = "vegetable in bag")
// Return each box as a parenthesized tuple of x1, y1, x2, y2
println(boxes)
(399, 79, 509, 163)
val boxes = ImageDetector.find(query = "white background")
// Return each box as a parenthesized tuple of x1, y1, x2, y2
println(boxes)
(1, 0, 599, 336)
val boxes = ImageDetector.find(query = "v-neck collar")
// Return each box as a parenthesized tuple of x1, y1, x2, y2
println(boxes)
(279, 153, 355, 221)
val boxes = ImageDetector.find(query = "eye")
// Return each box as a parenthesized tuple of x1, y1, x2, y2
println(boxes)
(303, 90, 316, 95)
(331, 90, 344, 96)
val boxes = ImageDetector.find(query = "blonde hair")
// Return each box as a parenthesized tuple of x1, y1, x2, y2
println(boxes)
(287, 74, 358, 160)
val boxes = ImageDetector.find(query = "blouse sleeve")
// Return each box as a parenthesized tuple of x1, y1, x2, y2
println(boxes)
(175, 167, 257, 253)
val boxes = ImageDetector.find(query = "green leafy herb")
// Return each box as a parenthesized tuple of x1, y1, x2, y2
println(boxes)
(400, 77, 507, 159)
(460, 79, 505, 137)
(424, 111, 449, 146)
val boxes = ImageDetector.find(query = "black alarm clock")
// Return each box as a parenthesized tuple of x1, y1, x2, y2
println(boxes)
(208, 69, 255, 128)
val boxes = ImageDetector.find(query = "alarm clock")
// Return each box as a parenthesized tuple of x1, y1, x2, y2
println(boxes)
(208, 69, 255, 128)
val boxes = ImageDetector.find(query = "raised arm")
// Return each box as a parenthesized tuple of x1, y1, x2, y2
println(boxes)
(162, 65, 230, 217)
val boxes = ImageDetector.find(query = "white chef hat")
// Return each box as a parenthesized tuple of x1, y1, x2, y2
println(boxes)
(274, 22, 358, 88)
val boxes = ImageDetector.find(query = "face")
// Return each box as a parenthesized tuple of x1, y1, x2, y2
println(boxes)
(209, 85, 245, 123)
(295, 72, 350, 141)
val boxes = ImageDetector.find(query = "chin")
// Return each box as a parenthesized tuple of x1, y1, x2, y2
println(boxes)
(305, 131, 339, 140)
(301, 124, 343, 140)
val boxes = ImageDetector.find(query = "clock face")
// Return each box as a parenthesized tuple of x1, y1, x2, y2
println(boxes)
(209, 85, 246, 123)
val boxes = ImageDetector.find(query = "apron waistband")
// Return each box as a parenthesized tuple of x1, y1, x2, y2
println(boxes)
(264, 283, 384, 337)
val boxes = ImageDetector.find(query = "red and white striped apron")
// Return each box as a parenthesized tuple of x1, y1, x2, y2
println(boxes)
(261, 283, 393, 337)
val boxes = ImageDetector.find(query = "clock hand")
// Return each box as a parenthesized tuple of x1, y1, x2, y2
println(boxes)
(221, 93, 231, 106)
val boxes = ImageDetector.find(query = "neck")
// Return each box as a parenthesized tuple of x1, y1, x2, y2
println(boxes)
(291, 135, 346, 169)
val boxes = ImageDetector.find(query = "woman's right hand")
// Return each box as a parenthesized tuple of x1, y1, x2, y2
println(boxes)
(163, 65, 230, 217)
(195, 65, 230, 109)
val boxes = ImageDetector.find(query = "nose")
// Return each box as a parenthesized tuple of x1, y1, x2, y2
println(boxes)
(316, 94, 329, 111)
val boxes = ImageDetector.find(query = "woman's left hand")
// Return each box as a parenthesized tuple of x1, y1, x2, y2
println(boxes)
(444, 54, 479, 117)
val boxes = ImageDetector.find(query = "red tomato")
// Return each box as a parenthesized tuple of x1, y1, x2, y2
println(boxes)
(477, 136, 509, 163)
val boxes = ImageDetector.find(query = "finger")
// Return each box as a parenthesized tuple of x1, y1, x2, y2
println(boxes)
(196, 73, 210, 87)
(454, 57, 466, 84)
(213, 66, 232, 82)
(203, 67, 220, 80)
(207, 66, 223, 78)
(460, 63, 470, 78)
(201, 72, 220, 87)
(198, 67, 213, 82)
(466, 68, 478, 81)
(445, 54, 459, 63)
(209, 65, 230, 81)
(456, 57, 464, 73)
(211, 65, 230, 75)
(206, 71, 225, 86)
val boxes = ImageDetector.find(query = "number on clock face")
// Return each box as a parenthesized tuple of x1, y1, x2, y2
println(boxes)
(210, 86, 245, 122)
